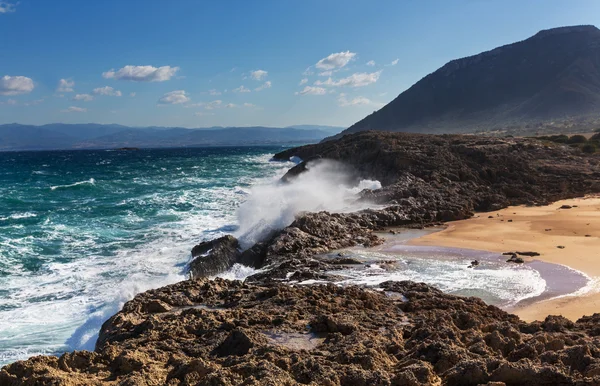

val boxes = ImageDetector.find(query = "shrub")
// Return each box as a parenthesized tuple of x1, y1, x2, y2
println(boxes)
(568, 135, 587, 144)
(582, 143, 597, 154)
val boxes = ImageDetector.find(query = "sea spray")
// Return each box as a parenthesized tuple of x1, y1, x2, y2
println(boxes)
(235, 160, 382, 248)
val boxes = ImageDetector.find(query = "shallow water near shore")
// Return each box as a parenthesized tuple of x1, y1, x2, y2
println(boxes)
(315, 228, 589, 310)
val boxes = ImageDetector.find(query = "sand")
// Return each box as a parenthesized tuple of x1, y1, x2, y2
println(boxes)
(409, 195, 600, 322)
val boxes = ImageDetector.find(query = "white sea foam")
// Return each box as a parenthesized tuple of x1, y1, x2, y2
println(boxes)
(0, 212, 37, 221)
(50, 178, 96, 191)
(235, 160, 381, 248)
(214, 263, 262, 281)
(325, 249, 548, 306)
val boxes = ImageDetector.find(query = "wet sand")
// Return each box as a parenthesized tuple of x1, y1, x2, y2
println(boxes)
(409, 195, 600, 322)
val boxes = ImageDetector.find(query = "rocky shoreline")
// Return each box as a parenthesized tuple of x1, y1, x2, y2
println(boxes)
(4, 132, 600, 385)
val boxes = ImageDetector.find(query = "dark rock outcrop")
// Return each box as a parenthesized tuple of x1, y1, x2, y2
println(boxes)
(6, 279, 600, 385)
(189, 235, 241, 278)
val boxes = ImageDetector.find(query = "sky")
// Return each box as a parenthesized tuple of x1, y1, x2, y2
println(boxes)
(1, 0, 599, 129)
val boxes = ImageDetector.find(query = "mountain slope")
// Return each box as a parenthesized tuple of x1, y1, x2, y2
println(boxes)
(334, 25, 600, 139)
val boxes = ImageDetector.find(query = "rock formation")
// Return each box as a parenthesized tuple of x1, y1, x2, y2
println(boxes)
(6, 279, 600, 385)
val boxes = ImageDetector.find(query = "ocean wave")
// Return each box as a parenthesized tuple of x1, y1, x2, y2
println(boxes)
(0, 212, 38, 221)
(50, 178, 96, 191)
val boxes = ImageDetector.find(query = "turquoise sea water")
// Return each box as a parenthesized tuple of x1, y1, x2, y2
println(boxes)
(0, 147, 292, 365)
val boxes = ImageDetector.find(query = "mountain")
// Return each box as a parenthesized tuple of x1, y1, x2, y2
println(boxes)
(332, 25, 600, 140)
(285, 125, 345, 136)
(0, 124, 335, 151)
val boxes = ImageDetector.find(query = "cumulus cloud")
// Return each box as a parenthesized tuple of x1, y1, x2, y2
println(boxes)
(318, 70, 333, 77)
(366, 60, 376, 66)
(390, 59, 399, 66)
(72, 94, 94, 102)
(254, 81, 271, 91)
(299, 78, 308, 85)
(0, 1, 16, 13)
(158, 90, 190, 105)
(295, 86, 326, 96)
(316, 51, 356, 70)
(233, 85, 250, 93)
(93, 86, 122, 96)
(62, 106, 87, 113)
(314, 71, 381, 88)
(57, 78, 75, 92)
(103, 65, 179, 82)
(250, 70, 268, 80)
(337, 93, 384, 108)
(0, 75, 34, 95)
(204, 100, 223, 110)
(209, 89, 222, 96)
(225, 103, 236, 108)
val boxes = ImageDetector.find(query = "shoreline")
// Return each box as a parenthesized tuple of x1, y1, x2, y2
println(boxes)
(408, 195, 600, 322)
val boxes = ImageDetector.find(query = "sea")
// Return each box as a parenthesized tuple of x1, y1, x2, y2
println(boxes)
(0, 146, 587, 365)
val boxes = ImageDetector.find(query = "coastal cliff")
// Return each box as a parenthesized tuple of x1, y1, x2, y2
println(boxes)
(4, 132, 600, 385)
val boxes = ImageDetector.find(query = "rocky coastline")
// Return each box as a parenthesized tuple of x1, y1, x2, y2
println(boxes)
(4, 132, 600, 385)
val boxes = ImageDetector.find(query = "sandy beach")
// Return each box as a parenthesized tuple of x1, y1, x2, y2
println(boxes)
(409, 195, 600, 322)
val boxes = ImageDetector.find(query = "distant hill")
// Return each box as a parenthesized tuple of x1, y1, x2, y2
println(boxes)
(331, 25, 600, 140)
(0, 124, 339, 151)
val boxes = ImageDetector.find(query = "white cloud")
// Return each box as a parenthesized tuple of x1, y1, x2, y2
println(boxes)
(233, 85, 250, 93)
(158, 90, 190, 105)
(299, 78, 308, 85)
(209, 89, 222, 96)
(72, 94, 94, 102)
(243, 103, 255, 108)
(254, 81, 271, 91)
(57, 78, 75, 92)
(366, 60, 376, 66)
(0, 1, 16, 13)
(204, 100, 223, 110)
(225, 103, 236, 108)
(62, 106, 87, 113)
(129, 92, 136, 97)
(390, 59, 399, 66)
(337, 93, 384, 108)
(93, 86, 122, 97)
(302, 67, 314, 76)
(0, 75, 34, 95)
(314, 71, 382, 88)
(316, 51, 356, 70)
(295, 86, 326, 96)
(250, 70, 268, 80)
(103, 65, 179, 82)
(318, 71, 333, 77)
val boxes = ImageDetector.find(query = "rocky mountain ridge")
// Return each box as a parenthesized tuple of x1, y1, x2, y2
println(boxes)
(330, 25, 600, 139)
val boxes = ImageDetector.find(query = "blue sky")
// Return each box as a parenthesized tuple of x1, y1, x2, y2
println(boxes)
(1, 0, 599, 128)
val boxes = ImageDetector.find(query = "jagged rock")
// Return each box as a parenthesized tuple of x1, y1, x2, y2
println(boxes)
(7, 279, 600, 385)
(189, 235, 241, 278)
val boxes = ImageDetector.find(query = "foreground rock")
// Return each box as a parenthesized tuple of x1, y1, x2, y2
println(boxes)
(5, 279, 600, 385)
